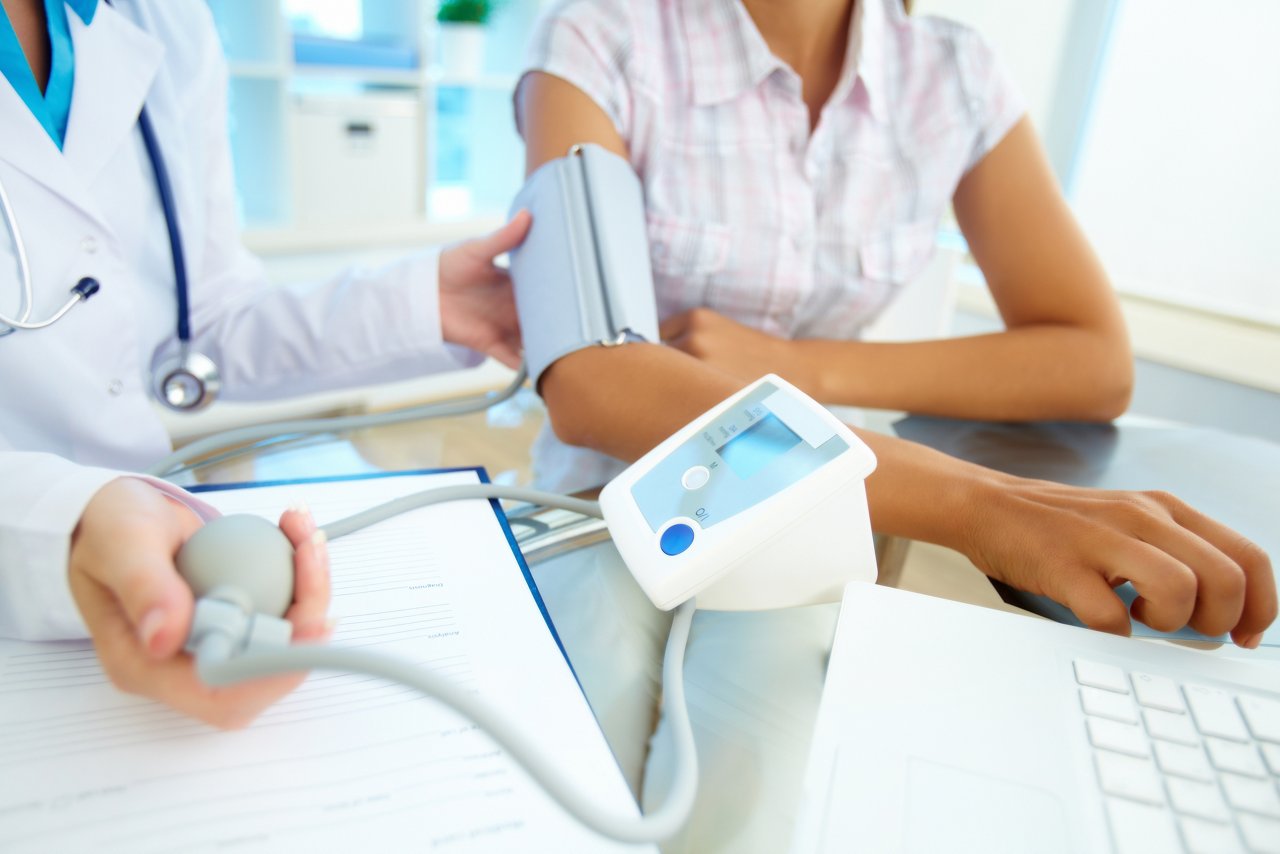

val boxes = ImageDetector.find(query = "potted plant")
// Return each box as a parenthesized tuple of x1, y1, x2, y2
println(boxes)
(436, 0, 494, 78)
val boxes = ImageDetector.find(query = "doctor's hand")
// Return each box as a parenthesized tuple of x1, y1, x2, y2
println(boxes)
(438, 210, 532, 370)
(68, 479, 331, 729)
(662, 308, 815, 391)
(957, 473, 1276, 648)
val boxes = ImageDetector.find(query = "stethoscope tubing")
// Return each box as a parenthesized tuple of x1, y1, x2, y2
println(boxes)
(0, 107, 189, 339)
(137, 106, 191, 342)
(0, 159, 41, 332)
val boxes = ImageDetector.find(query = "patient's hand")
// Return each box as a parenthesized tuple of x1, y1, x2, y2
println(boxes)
(662, 308, 813, 390)
(438, 210, 532, 369)
(959, 474, 1276, 648)
(68, 479, 332, 728)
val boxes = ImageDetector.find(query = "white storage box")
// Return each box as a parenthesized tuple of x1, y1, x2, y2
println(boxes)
(288, 93, 423, 227)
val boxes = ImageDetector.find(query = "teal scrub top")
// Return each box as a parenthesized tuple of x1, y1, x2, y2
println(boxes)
(0, 0, 99, 148)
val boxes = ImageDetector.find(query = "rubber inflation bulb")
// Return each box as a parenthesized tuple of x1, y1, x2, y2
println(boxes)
(176, 515, 295, 617)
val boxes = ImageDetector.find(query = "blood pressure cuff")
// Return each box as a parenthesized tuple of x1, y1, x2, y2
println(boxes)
(508, 144, 660, 391)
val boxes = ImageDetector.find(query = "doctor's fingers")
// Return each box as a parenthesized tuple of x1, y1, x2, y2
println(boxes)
(152, 659, 311, 730)
(278, 508, 332, 640)
(67, 580, 273, 728)
(69, 480, 204, 659)
(467, 209, 532, 263)
(103, 636, 308, 730)
(489, 334, 524, 370)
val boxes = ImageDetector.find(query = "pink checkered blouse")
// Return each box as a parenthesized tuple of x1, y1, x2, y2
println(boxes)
(518, 0, 1025, 490)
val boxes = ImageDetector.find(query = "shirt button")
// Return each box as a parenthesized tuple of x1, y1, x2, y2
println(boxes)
(81, 236, 98, 254)
(107, 379, 124, 396)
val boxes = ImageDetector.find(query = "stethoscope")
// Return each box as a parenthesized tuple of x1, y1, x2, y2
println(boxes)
(0, 106, 221, 411)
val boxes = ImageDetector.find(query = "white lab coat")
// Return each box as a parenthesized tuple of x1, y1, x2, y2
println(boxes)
(0, 1, 474, 640)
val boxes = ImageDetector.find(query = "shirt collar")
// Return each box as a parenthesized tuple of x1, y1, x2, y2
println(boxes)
(686, 0, 786, 107)
(67, 0, 99, 26)
(844, 0, 902, 122)
(684, 0, 903, 121)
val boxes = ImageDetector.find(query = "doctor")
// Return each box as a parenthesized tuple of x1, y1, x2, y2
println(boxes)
(0, 0, 529, 726)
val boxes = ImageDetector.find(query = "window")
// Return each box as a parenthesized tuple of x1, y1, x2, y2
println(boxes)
(285, 0, 363, 40)
(1070, 0, 1280, 325)
(919, 0, 1279, 326)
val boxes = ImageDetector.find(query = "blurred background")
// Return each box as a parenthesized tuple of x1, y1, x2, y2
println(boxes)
(197, 0, 1279, 443)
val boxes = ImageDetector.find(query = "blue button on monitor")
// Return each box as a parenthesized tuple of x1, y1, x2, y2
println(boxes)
(660, 523, 695, 556)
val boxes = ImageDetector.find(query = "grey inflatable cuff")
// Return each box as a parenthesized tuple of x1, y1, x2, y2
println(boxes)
(507, 144, 661, 392)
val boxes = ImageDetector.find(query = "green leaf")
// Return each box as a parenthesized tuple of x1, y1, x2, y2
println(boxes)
(436, 0, 494, 24)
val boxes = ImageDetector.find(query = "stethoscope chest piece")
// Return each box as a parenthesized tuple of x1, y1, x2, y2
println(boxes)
(153, 345, 221, 411)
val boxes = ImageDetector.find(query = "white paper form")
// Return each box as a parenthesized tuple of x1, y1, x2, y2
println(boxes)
(0, 469, 653, 854)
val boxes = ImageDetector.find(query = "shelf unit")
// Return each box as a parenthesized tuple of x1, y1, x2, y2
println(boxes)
(205, 0, 540, 253)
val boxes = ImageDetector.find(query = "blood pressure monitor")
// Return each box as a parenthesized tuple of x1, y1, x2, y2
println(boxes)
(600, 375, 879, 611)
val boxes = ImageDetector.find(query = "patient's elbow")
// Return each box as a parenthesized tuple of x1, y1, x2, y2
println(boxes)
(537, 358, 597, 449)
(1080, 344, 1135, 422)
(545, 399, 593, 448)
(1088, 378, 1133, 422)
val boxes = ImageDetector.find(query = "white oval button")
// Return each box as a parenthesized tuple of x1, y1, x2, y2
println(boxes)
(681, 465, 711, 490)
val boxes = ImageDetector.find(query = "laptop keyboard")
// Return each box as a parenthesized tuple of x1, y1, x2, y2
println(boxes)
(1073, 658, 1280, 854)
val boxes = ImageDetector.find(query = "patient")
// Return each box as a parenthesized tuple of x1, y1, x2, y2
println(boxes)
(517, 0, 1274, 648)
(513, 1, 1275, 849)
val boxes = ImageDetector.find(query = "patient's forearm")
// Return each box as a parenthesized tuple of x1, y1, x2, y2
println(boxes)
(540, 344, 743, 462)
(797, 325, 1132, 422)
(539, 344, 995, 550)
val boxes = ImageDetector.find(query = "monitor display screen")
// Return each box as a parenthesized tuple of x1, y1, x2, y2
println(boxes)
(716, 413, 802, 479)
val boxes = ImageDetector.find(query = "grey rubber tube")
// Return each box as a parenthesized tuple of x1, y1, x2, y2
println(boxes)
(320, 484, 604, 539)
(196, 600, 699, 844)
(147, 365, 527, 479)
(189, 480, 701, 842)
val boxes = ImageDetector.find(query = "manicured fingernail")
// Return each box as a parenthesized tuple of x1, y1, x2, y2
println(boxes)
(138, 607, 166, 650)
(295, 616, 336, 640)
(290, 501, 314, 531)
(311, 528, 327, 547)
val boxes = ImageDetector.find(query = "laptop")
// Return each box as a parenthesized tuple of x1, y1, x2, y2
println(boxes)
(791, 584, 1280, 854)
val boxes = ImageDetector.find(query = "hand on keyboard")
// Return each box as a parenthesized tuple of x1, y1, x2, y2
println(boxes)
(957, 478, 1276, 648)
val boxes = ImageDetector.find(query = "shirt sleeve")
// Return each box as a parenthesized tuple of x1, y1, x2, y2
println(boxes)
(953, 27, 1028, 174)
(0, 451, 217, 641)
(516, 0, 636, 140)
(152, 4, 480, 403)
(170, 247, 483, 403)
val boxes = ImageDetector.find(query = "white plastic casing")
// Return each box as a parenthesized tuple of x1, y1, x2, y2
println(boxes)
(599, 375, 878, 611)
